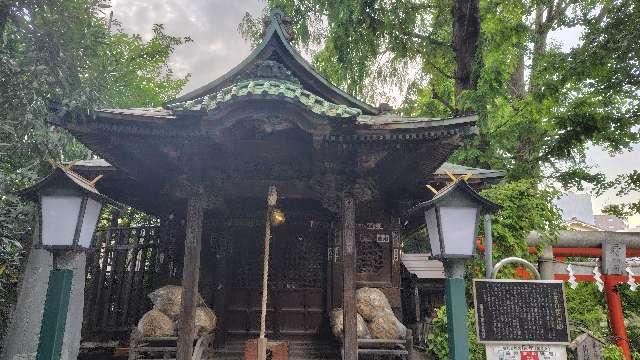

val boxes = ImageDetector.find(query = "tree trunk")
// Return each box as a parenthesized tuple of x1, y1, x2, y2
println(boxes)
(508, 53, 526, 98)
(452, 0, 480, 108)
(529, 5, 549, 94)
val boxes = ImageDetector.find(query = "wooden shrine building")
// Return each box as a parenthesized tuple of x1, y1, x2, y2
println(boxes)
(51, 10, 489, 357)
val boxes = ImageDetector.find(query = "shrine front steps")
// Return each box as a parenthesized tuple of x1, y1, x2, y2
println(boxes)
(211, 340, 339, 360)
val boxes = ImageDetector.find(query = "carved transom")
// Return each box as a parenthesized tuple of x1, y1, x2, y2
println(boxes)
(356, 239, 385, 274)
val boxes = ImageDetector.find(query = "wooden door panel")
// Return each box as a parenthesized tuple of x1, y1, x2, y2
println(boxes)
(224, 221, 329, 338)
(226, 288, 325, 337)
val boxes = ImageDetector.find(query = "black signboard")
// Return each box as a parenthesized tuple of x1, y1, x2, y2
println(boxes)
(473, 279, 570, 344)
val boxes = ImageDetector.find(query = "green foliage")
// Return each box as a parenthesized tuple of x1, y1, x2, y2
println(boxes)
(425, 306, 484, 360)
(479, 179, 563, 258)
(564, 282, 640, 358)
(240, 0, 448, 100)
(0, 238, 24, 342)
(565, 283, 608, 338)
(0, 0, 189, 342)
(603, 344, 626, 360)
(401, 227, 430, 254)
(624, 311, 640, 354)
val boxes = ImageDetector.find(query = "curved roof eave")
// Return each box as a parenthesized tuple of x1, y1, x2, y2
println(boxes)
(166, 12, 379, 115)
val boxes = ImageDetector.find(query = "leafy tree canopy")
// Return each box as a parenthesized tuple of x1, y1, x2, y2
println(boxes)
(0, 0, 190, 339)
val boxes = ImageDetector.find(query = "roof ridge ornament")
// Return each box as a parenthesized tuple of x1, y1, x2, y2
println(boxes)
(236, 59, 301, 84)
(377, 103, 394, 114)
(262, 9, 294, 41)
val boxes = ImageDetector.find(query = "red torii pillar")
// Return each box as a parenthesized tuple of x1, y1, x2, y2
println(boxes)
(604, 274, 632, 359)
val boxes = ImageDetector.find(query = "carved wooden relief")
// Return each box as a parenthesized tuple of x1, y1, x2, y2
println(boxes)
(354, 221, 402, 287)
(356, 240, 385, 274)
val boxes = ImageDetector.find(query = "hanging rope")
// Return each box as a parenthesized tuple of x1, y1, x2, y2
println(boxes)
(260, 186, 277, 340)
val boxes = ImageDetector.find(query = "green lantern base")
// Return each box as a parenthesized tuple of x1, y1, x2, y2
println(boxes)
(445, 277, 470, 360)
(36, 269, 73, 360)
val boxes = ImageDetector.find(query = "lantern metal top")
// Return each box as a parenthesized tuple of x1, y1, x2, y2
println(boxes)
(18, 164, 111, 204)
(406, 179, 501, 217)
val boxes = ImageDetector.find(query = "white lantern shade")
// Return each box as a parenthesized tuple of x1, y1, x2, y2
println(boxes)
(409, 180, 499, 260)
(424, 208, 441, 256)
(40, 194, 102, 249)
(78, 198, 102, 248)
(41, 195, 82, 247)
(438, 206, 478, 257)
(425, 206, 478, 258)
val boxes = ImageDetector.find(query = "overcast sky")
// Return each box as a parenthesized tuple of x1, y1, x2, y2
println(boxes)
(110, 0, 640, 226)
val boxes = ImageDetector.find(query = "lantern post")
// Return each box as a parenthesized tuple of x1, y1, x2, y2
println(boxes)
(4, 165, 109, 360)
(409, 179, 499, 360)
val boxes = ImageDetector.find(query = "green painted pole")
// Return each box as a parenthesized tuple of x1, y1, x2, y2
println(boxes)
(36, 269, 73, 360)
(445, 268, 469, 359)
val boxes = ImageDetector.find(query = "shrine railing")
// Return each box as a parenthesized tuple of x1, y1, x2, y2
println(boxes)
(82, 225, 161, 341)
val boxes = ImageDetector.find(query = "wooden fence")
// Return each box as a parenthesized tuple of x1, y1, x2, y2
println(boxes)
(82, 226, 161, 341)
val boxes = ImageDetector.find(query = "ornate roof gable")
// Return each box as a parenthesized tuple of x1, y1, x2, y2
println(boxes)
(166, 63, 363, 118)
(165, 10, 379, 115)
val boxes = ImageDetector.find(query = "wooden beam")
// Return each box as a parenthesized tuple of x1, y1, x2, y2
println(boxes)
(176, 196, 204, 360)
(341, 194, 357, 360)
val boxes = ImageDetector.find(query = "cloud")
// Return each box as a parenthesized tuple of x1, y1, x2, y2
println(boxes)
(110, 0, 264, 93)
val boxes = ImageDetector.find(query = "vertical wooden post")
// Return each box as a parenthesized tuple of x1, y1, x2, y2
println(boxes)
(341, 195, 357, 360)
(391, 226, 402, 287)
(213, 225, 228, 347)
(483, 214, 493, 279)
(326, 223, 334, 313)
(176, 197, 204, 360)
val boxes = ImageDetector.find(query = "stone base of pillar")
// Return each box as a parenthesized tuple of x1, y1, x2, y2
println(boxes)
(1, 247, 52, 360)
(1, 248, 86, 360)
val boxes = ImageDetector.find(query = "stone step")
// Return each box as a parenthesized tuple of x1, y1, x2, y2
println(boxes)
(211, 341, 339, 360)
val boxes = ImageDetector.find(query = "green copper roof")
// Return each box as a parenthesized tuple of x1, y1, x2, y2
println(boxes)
(167, 78, 362, 118)
(166, 11, 378, 115)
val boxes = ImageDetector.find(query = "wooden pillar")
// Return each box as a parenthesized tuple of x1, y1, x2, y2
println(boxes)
(341, 195, 357, 360)
(176, 197, 204, 360)
(213, 224, 229, 347)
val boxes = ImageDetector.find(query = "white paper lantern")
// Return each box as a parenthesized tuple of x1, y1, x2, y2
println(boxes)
(20, 166, 109, 250)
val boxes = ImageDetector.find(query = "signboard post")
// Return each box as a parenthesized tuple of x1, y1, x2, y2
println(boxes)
(473, 279, 570, 360)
